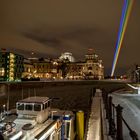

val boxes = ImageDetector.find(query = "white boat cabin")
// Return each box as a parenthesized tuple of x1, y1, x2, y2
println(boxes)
(16, 96, 51, 116)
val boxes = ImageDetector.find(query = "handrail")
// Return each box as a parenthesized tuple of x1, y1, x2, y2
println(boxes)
(122, 117, 138, 140)
(102, 91, 139, 140)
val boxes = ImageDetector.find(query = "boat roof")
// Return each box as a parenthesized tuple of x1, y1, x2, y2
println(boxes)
(17, 96, 50, 104)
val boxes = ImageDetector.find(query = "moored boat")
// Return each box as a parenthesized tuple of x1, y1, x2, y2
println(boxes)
(0, 96, 76, 140)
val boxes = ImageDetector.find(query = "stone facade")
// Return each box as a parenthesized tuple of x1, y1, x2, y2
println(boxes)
(23, 51, 104, 80)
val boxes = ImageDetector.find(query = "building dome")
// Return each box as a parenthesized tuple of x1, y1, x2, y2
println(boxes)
(59, 52, 75, 62)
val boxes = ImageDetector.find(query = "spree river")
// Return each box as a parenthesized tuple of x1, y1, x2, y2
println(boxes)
(0, 80, 125, 116)
(0, 81, 94, 114)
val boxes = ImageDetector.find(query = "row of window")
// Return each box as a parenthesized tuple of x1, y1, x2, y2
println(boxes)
(17, 101, 50, 111)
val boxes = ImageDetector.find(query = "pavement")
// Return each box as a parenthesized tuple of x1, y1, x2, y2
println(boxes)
(85, 88, 115, 140)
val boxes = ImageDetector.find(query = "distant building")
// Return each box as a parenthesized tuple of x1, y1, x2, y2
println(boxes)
(126, 65, 140, 82)
(0, 49, 104, 81)
(82, 51, 104, 80)
(0, 50, 24, 81)
(22, 58, 34, 79)
(23, 49, 104, 80)
(27, 58, 62, 80)
(66, 49, 104, 80)
(59, 52, 75, 62)
(66, 62, 83, 79)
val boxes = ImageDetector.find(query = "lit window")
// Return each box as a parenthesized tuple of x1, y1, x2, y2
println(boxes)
(0, 68, 5, 76)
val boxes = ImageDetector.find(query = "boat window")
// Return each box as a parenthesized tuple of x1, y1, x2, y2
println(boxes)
(45, 103, 48, 109)
(17, 103, 24, 110)
(48, 101, 50, 107)
(25, 104, 33, 111)
(43, 104, 45, 109)
(34, 104, 41, 111)
(65, 122, 70, 138)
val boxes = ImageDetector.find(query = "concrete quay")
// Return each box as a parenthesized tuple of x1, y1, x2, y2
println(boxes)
(86, 89, 111, 140)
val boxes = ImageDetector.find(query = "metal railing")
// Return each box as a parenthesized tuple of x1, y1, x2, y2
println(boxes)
(102, 90, 139, 140)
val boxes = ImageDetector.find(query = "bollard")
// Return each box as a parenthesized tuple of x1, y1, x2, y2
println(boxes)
(116, 104, 123, 140)
(76, 111, 84, 140)
(108, 96, 112, 119)
(105, 92, 109, 119)
(108, 96, 113, 135)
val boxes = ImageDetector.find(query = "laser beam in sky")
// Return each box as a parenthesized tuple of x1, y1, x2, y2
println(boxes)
(111, 0, 133, 76)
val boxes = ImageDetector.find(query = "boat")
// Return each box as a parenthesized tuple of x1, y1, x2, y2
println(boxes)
(0, 96, 76, 140)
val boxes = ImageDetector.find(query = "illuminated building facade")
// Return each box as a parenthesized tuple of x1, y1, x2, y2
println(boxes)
(33, 59, 53, 79)
(59, 52, 75, 62)
(22, 58, 34, 79)
(66, 51, 104, 80)
(25, 58, 62, 80)
(23, 50, 104, 80)
(0, 51, 24, 81)
(66, 62, 83, 79)
(0, 50, 104, 81)
(82, 53, 104, 80)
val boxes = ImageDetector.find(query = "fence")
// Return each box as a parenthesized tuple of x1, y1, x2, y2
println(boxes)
(102, 90, 139, 140)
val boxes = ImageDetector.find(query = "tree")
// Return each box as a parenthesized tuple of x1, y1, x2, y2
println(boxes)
(59, 58, 70, 78)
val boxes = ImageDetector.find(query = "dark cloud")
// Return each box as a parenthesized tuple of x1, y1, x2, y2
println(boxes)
(0, 0, 140, 75)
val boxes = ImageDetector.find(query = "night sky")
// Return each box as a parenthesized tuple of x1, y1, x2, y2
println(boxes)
(0, 0, 139, 75)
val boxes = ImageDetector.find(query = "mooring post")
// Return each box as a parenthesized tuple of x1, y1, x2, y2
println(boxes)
(116, 104, 123, 140)
(108, 96, 113, 135)
(105, 92, 109, 119)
